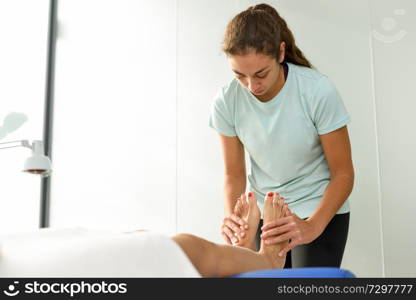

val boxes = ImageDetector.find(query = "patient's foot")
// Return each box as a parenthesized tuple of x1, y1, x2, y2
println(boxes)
(233, 192, 261, 250)
(259, 192, 288, 269)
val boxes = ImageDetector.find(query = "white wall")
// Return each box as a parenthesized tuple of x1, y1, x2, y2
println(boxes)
(369, 0, 416, 277)
(47, 0, 415, 277)
(0, 0, 49, 235)
(50, 0, 177, 235)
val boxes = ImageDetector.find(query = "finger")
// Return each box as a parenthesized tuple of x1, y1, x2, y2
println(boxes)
(224, 218, 244, 236)
(260, 223, 293, 239)
(264, 231, 294, 245)
(230, 213, 247, 228)
(221, 226, 236, 245)
(222, 226, 239, 244)
(261, 216, 292, 231)
(221, 232, 232, 245)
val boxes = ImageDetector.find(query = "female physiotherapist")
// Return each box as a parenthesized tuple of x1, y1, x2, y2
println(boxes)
(209, 3, 354, 268)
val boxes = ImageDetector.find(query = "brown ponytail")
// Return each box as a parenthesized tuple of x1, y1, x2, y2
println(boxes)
(222, 3, 313, 69)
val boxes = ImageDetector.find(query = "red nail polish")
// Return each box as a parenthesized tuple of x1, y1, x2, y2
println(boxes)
(248, 192, 253, 197)
(267, 192, 273, 197)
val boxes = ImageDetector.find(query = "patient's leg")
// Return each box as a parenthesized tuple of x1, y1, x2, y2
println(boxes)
(232, 192, 260, 250)
(172, 233, 271, 277)
(171, 194, 288, 277)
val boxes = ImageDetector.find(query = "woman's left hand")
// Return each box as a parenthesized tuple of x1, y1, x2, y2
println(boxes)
(260, 210, 325, 257)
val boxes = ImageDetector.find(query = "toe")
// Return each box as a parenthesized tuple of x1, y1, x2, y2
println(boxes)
(241, 193, 248, 208)
(272, 193, 280, 211)
(264, 192, 274, 207)
(263, 192, 274, 221)
(247, 192, 253, 207)
(277, 195, 284, 215)
(282, 203, 289, 217)
(234, 198, 242, 215)
(248, 191, 260, 218)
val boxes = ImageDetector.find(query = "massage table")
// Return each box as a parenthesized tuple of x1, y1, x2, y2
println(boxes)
(0, 228, 355, 278)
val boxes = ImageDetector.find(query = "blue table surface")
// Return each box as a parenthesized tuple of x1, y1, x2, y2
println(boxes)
(231, 267, 356, 278)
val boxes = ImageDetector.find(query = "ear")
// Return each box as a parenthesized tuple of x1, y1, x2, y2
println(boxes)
(279, 41, 286, 63)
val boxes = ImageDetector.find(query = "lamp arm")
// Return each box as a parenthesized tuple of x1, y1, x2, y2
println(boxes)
(0, 139, 31, 150)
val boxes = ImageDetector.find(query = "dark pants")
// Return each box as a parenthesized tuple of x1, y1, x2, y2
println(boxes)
(255, 213, 350, 268)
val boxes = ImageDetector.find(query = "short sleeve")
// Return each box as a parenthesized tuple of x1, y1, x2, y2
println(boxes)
(311, 76, 351, 135)
(208, 89, 237, 137)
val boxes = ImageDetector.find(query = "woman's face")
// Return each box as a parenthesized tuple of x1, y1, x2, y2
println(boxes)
(227, 44, 285, 102)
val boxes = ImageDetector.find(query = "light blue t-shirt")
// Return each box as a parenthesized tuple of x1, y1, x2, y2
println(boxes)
(209, 62, 351, 218)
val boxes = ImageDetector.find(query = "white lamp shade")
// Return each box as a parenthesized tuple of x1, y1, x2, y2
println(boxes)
(23, 154, 52, 176)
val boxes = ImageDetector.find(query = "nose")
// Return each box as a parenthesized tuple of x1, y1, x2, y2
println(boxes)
(247, 78, 259, 92)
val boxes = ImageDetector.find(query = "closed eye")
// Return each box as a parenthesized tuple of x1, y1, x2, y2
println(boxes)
(256, 72, 268, 79)
(234, 71, 268, 79)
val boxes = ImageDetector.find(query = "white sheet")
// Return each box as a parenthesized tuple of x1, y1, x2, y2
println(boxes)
(0, 227, 201, 277)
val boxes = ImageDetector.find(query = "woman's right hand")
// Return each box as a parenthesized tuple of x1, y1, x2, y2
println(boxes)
(221, 213, 248, 245)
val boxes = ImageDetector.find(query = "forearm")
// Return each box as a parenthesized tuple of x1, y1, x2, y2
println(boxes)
(308, 173, 354, 232)
(224, 175, 246, 216)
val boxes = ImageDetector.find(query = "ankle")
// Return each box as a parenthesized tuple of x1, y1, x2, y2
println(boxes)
(247, 241, 257, 251)
(259, 245, 286, 269)
(258, 248, 276, 268)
